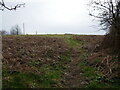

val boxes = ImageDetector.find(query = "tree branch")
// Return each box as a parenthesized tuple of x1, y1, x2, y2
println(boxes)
(0, 0, 25, 11)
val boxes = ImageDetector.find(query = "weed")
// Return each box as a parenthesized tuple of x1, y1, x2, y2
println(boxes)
(29, 61, 42, 66)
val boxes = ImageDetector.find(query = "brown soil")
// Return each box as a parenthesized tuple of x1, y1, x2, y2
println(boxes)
(2, 36, 69, 73)
(3, 35, 118, 88)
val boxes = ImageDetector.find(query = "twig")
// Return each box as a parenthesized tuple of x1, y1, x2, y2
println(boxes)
(0, 0, 25, 11)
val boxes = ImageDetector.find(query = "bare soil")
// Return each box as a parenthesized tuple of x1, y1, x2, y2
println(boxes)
(2, 35, 119, 88)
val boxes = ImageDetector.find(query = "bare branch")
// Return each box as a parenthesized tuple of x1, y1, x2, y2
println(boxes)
(0, 0, 25, 11)
(89, 0, 120, 31)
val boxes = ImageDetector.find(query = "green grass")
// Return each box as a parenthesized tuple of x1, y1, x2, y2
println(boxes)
(59, 50, 71, 62)
(2, 36, 73, 88)
(77, 40, 120, 89)
(82, 67, 102, 80)
(3, 35, 119, 88)
(79, 60, 120, 88)
(42, 65, 61, 80)
(64, 36, 81, 47)
(86, 81, 120, 88)
(3, 70, 39, 88)
(3, 64, 62, 88)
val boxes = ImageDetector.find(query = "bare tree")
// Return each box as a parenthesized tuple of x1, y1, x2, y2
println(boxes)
(0, 0, 25, 11)
(10, 25, 22, 35)
(0, 30, 8, 35)
(89, 0, 120, 53)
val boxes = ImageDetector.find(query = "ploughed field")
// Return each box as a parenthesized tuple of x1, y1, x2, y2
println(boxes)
(2, 35, 119, 88)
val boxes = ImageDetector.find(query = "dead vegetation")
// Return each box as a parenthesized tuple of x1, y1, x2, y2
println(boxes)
(2, 35, 119, 88)
(73, 35, 119, 81)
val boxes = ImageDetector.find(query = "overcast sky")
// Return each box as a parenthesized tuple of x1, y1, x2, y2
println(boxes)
(1, 0, 106, 35)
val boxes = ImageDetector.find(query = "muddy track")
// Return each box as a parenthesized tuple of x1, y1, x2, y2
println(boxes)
(59, 46, 88, 88)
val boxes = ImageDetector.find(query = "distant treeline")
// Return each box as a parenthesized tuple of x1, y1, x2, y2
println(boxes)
(0, 25, 22, 35)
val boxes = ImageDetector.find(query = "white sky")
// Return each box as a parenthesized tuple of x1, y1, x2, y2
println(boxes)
(1, 0, 106, 35)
